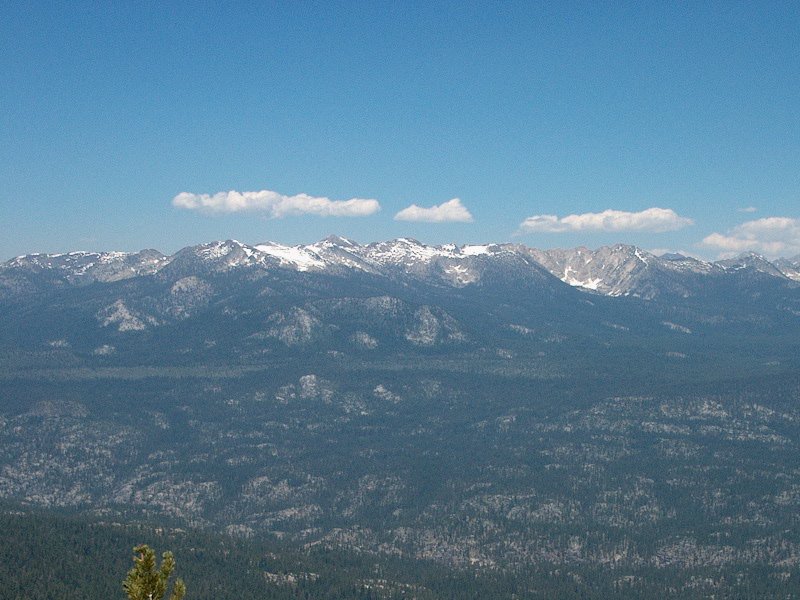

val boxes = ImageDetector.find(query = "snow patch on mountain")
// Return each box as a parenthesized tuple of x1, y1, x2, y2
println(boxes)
(563, 267, 603, 291)
(5, 249, 168, 284)
(365, 238, 460, 266)
(443, 263, 479, 286)
(461, 244, 497, 256)
(5, 237, 800, 303)
(254, 242, 326, 271)
(305, 237, 375, 272)
(197, 240, 243, 261)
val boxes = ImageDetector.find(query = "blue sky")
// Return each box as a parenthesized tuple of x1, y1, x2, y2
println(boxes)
(2, 1, 799, 259)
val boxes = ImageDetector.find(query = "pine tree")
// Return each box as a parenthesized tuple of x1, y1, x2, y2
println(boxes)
(123, 544, 186, 600)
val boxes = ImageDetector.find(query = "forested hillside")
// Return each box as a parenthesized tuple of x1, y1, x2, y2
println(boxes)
(4, 506, 799, 599)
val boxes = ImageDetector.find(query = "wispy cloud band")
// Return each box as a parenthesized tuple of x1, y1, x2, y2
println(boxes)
(173, 189, 380, 218)
(394, 198, 474, 223)
(518, 207, 694, 234)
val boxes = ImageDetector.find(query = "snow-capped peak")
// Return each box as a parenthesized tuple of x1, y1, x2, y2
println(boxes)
(317, 234, 361, 249)
(363, 238, 461, 265)
(254, 242, 326, 271)
(460, 244, 495, 256)
(5, 238, 797, 301)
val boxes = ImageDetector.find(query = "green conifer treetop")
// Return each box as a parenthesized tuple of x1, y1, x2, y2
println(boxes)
(123, 544, 186, 600)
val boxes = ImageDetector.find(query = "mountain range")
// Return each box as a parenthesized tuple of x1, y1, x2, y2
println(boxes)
(4, 236, 800, 298)
(3, 237, 800, 594)
(1, 237, 799, 367)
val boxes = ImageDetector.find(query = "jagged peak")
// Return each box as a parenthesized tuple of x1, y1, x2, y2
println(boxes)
(4, 239, 796, 300)
(596, 243, 648, 256)
(730, 251, 769, 261)
(717, 252, 779, 269)
(317, 234, 361, 248)
(5, 249, 164, 270)
(363, 238, 461, 264)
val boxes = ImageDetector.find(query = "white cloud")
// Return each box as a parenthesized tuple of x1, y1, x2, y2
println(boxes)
(173, 189, 380, 218)
(394, 198, 474, 223)
(738, 206, 758, 213)
(701, 217, 800, 258)
(517, 207, 694, 234)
